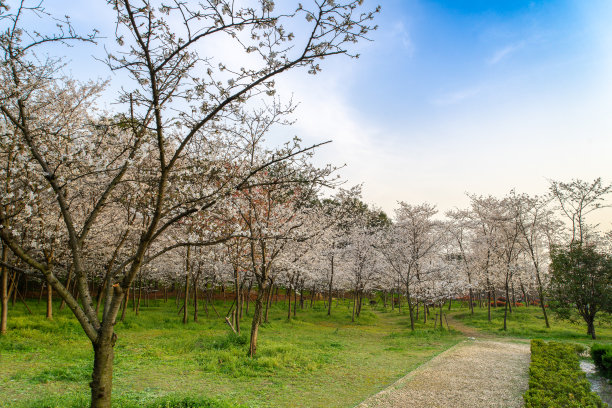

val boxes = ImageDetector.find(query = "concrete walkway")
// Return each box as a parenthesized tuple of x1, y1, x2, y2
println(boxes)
(357, 320, 530, 408)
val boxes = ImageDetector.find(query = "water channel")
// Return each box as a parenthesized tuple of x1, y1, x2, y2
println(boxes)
(580, 360, 612, 406)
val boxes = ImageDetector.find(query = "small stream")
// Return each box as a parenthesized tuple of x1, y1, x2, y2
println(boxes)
(580, 360, 612, 406)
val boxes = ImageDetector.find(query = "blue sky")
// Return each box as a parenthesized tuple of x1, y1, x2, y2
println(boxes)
(277, 0, 612, 223)
(22, 0, 612, 224)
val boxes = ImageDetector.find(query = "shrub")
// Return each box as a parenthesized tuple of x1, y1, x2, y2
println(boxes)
(591, 343, 612, 378)
(524, 339, 606, 408)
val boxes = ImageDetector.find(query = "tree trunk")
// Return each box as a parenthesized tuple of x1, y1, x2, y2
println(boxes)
(287, 284, 292, 320)
(233, 267, 241, 334)
(193, 278, 198, 322)
(535, 274, 550, 328)
(264, 282, 273, 323)
(11, 273, 18, 307)
(293, 283, 298, 318)
(135, 277, 142, 316)
(351, 288, 356, 322)
(587, 318, 596, 340)
(120, 287, 129, 322)
(503, 278, 510, 331)
(406, 284, 415, 331)
(468, 287, 474, 315)
(59, 264, 73, 311)
(182, 273, 189, 324)
(492, 287, 497, 308)
(310, 284, 315, 308)
(299, 279, 304, 309)
(487, 288, 491, 322)
(248, 281, 266, 357)
(46, 279, 53, 320)
(245, 279, 253, 316)
(327, 256, 334, 316)
(38, 282, 45, 304)
(90, 334, 116, 408)
(1, 244, 7, 334)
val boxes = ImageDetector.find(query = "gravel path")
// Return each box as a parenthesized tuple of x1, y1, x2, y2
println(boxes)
(357, 338, 530, 408)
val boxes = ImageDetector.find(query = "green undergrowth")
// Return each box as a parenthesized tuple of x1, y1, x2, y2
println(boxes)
(591, 343, 612, 378)
(451, 305, 612, 343)
(0, 298, 461, 407)
(12, 393, 246, 408)
(524, 339, 606, 408)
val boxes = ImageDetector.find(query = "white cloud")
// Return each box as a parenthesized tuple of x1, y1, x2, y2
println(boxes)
(431, 87, 481, 106)
(487, 42, 525, 65)
(391, 21, 415, 57)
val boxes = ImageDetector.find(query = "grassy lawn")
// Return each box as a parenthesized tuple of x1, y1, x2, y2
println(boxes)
(0, 298, 462, 407)
(450, 304, 612, 344)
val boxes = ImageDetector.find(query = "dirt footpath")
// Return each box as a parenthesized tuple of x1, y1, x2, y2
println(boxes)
(356, 339, 530, 408)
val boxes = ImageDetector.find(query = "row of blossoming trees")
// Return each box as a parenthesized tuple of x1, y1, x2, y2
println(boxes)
(0, 1, 611, 407)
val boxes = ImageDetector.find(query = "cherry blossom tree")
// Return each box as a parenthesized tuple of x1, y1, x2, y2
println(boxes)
(0, 1, 378, 406)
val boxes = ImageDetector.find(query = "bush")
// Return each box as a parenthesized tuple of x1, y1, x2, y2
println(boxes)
(591, 343, 612, 378)
(524, 339, 606, 408)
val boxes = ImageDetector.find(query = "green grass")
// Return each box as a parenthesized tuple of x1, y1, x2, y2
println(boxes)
(451, 304, 612, 344)
(0, 297, 462, 407)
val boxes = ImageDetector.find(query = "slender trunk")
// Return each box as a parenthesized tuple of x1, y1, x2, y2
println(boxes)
(248, 280, 266, 357)
(310, 284, 315, 308)
(468, 287, 474, 315)
(95, 282, 104, 315)
(245, 279, 253, 316)
(299, 279, 304, 309)
(492, 287, 497, 308)
(503, 277, 509, 331)
(12, 273, 18, 307)
(46, 279, 53, 320)
(487, 288, 491, 322)
(120, 287, 129, 322)
(38, 282, 45, 304)
(132, 280, 137, 311)
(293, 283, 297, 318)
(135, 276, 142, 316)
(59, 264, 73, 311)
(182, 273, 189, 324)
(424, 304, 428, 324)
(287, 285, 292, 320)
(327, 256, 334, 316)
(193, 278, 198, 323)
(1, 244, 7, 334)
(406, 284, 415, 331)
(535, 274, 550, 328)
(233, 267, 241, 334)
(264, 282, 273, 323)
(351, 289, 356, 322)
(391, 288, 394, 311)
(448, 298, 452, 311)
